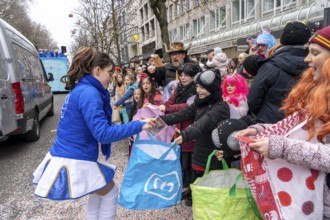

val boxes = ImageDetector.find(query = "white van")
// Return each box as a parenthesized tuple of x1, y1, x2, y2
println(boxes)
(0, 19, 54, 141)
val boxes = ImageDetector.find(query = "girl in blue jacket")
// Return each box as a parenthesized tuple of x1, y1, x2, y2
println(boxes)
(32, 47, 155, 219)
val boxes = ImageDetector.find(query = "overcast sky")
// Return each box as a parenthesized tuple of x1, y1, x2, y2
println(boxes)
(28, 0, 79, 50)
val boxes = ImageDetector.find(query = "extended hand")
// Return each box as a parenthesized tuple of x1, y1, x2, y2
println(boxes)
(143, 103, 150, 109)
(174, 135, 183, 145)
(249, 45, 257, 55)
(148, 65, 156, 74)
(158, 105, 166, 112)
(142, 118, 157, 130)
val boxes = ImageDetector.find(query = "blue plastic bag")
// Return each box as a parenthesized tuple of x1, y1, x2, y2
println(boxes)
(118, 134, 182, 210)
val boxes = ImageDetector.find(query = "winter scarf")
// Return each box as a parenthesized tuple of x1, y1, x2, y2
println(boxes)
(194, 91, 221, 107)
(174, 82, 196, 104)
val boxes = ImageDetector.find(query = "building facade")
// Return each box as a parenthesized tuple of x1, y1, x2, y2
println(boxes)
(121, 0, 162, 63)
(123, 0, 324, 62)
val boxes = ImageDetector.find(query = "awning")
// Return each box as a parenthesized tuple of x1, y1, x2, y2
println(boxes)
(130, 55, 144, 62)
(186, 2, 323, 54)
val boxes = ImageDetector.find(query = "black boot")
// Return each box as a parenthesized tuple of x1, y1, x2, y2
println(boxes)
(182, 187, 191, 200)
(185, 197, 192, 207)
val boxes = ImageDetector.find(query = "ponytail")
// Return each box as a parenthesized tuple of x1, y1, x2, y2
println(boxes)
(61, 47, 114, 90)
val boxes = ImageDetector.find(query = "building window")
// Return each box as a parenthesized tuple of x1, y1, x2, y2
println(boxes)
(179, 23, 189, 40)
(210, 6, 226, 31)
(144, 4, 148, 20)
(185, 23, 190, 39)
(182, 0, 186, 14)
(141, 27, 145, 41)
(232, 0, 255, 23)
(193, 16, 205, 36)
(140, 8, 144, 24)
(263, 0, 296, 13)
(246, 0, 255, 18)
(263, 0, 280, 12)
(194, 0, 200, 8)
(170, 28, 178, 42)
(150, 19, 155, 37)
(169, 5, 173, 21)
(232, 0, 239, 23)
(188, 0, 192, 10)
(282, 0, 296, 7)
(176, 2, 180, 17)
(145, 23, 149, 40)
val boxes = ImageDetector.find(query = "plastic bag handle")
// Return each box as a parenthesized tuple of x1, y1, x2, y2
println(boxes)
(204, 150, 229, 175)
(229, 173, 263, 220)
(159, 141, 179, 161)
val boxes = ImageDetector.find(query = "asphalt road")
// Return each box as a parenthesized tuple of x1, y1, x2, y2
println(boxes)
(0, 93, 192, 219)
(0, 93, 70, 219)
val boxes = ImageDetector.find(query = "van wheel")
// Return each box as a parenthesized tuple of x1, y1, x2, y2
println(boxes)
(25, 112, 40, 141)
(47, 100, 54, 116)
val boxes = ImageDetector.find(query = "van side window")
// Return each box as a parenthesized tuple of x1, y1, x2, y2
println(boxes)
(29, 54, 43, 82)
(0, 51, 7, 80)
(11, 44, 31, 78)
(11, 43, 43, 81)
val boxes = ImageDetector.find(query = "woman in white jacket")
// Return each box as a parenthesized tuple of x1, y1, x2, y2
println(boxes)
(206, 47, 228, 78)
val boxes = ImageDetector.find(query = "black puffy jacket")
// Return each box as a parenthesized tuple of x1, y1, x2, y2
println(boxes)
(248, 46, 308, 123)
(161, 100, 230, 170)
(152, 59, 197, 86)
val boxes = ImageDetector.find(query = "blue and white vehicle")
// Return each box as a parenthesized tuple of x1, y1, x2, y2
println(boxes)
(41, 56, 69, 93)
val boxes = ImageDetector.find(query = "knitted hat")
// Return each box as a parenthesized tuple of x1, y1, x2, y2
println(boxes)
(178, 63, 201, 77)
(211, 119, 249, 157)
(194, 69, 221, 93)
(310, 25, 330, 51)
(214, 47, 222, 54)
(280, 21, 311, 46)
(307, 21, 321, 33)
(242, 55, 263, 76)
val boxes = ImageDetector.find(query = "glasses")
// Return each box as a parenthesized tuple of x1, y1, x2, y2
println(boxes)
(257, 44, 267, 48)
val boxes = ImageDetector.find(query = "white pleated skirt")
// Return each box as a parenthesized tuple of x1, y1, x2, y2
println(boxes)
(33, 152, 116, 200)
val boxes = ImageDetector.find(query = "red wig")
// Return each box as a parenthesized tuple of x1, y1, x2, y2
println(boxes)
(282, 58, 330, 143)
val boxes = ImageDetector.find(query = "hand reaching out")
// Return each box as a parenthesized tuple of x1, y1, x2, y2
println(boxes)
(249, 45, 257, 55)
(174, 135, 183, 145)
(142, 118, 157, 131)
(148, 65, 156, 74)
(158, 105, 166, 112)
(143, 103, 150, 109)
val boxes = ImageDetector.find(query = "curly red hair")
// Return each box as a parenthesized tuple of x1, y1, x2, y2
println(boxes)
(281, 58, 330, 142)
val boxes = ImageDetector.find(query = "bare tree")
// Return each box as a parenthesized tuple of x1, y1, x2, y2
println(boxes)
(0, 0, 57, 50)
(71, 0, 138, 65)
(149, 0, 170, 62)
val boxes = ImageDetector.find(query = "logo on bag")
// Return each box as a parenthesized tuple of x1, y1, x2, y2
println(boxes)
(144, 172, 180, 200)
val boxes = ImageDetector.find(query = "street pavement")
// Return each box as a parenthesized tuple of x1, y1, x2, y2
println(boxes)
(0, 93, 192, 219)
